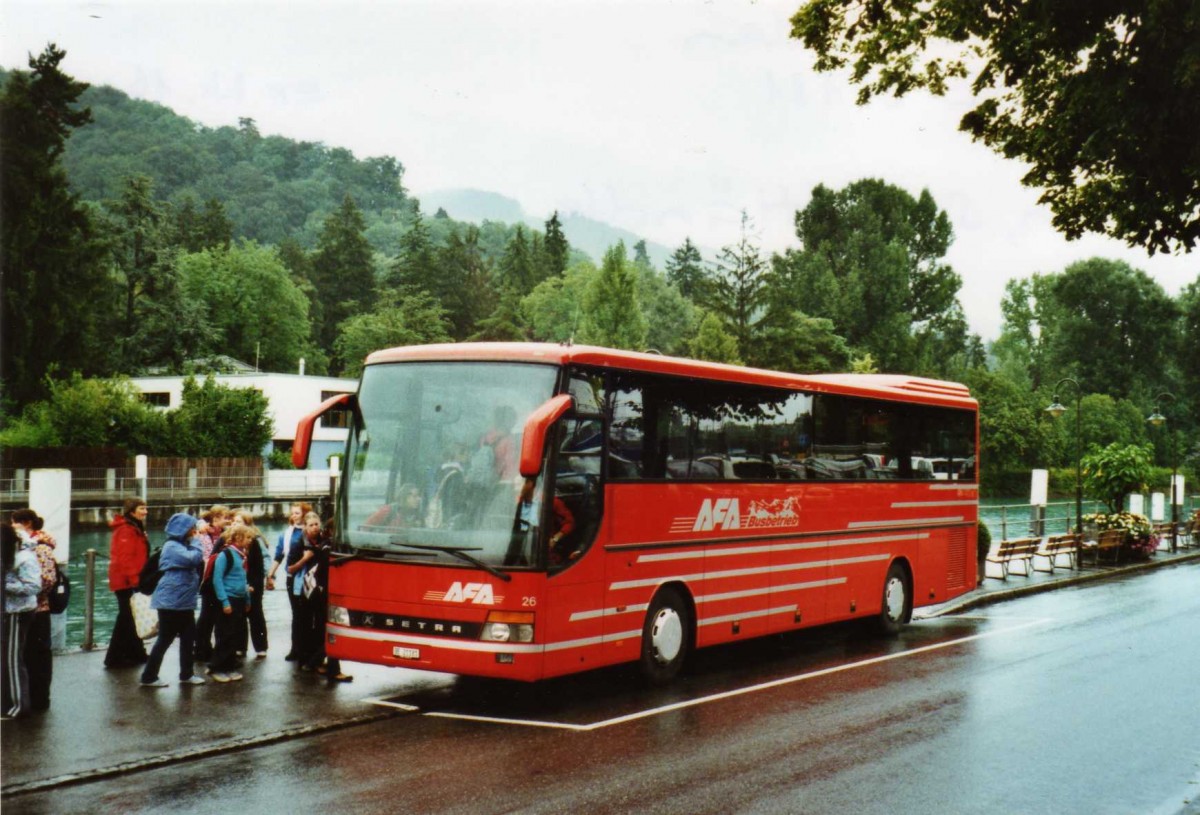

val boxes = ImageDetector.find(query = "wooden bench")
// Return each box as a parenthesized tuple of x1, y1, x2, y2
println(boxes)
(986, 538, 1039, 579)
(1081, 528, 1125, 566)
(1035, 534, 1080, 572)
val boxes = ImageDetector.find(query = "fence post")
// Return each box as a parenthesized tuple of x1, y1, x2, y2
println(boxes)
(83, 548, 97, 651)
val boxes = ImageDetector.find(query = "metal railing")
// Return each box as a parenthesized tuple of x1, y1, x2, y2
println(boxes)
(2, 467, 335, 502)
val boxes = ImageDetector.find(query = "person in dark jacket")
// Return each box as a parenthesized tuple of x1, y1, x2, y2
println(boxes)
(267, 502, 310, 660)
(11, 509, 57, 710)
(140, 513, 206, 687)
(106, 498, 149, 669)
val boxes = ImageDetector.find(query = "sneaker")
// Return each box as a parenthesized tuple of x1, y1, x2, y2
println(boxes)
(228, 672, 244, 681)
(180, 676, 206, 685)
(140, 678, 169, 688)
(210, 672, 231, 683)
(255, 651, 268, 659)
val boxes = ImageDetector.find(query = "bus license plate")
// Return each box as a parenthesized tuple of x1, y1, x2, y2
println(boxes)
(393, 646, 420, 660)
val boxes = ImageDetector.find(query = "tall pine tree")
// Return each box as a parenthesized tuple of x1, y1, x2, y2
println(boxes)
(310, 194, 375, 366)
(0, 44, 109, 404)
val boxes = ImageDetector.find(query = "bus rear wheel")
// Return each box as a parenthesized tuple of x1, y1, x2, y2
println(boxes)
(640, 586, 691, 685)
(876, 562, 911, 635)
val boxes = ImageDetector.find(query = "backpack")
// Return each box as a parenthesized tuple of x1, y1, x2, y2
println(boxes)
(138, 547, 163, 595)
(200, 547, 235, 599)
(48, 562, 71, 614)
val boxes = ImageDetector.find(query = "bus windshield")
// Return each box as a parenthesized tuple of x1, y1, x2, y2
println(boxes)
(341, 361, 560, 569)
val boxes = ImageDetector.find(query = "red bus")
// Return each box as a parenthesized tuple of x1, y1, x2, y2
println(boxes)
(294, 343, 979, 684)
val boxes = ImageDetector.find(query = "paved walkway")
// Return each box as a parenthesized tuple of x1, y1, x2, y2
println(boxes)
(4, 546, 1200, 798)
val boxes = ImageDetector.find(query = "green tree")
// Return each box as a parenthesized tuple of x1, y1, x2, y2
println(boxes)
(333, 287, 450, 377)
(177, 242, 313, 372)
(522, 262, 596, 343)
(688, 312, 742, 365)
(753, 312, 849, 373)
(0, 44, 110, 404)
(665, 237, 709, 303)
(1082, 443, 1154, 513)
(386, 203, 438, 294)
(167, 375, 273, 457)
(710, 211, 769, 357)
(496, 225, 536, 296)
(636, 266, 694, 356)
(541, 211, 570, 280)
(437, 225, 497, 341)
(310, 194, 375, 362)
(775, 179, 964, 373)
(791, 0, 1200, 252)
(580, 243, 647, 350)
(1041, 259, 1178, 400)
(1179, 278, 1200, 433)
(964, 369, 1051, 479)
(0, 372, 167, 451)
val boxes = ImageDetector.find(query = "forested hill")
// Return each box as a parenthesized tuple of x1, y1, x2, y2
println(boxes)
(61, 81, 414, 251)
(49, 77, 665, 262)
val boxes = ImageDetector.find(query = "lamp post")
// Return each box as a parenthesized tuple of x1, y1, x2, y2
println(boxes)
(1147, 392, 1178, 552)
(1045, 378, 1083, 542)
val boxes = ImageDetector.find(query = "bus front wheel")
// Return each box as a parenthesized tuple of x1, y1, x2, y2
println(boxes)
(640, 586, 691, 685)
(876, 562, 911, 635)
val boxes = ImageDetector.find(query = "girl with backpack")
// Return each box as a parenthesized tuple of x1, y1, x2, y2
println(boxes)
(10, 509, 57, 710)
(140, 513, 206, 687)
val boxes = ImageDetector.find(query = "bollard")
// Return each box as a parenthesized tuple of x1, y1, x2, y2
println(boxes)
(83, 548, 97, 650)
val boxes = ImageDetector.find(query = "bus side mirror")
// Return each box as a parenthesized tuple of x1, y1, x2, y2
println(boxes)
(519, 394, 574, 478)
(293, 392, 356, 469)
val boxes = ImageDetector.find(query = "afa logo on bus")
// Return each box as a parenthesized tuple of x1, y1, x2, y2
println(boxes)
(425, 582, 500, 605)
(691, 497, 801, 532)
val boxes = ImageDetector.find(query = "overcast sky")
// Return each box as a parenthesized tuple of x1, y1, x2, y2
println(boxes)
(4, 0, 1197, 339)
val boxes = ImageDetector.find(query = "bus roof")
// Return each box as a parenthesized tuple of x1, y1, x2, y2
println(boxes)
(364, 342, 976, 409)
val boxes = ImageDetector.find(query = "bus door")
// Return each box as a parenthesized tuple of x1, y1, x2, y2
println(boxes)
(542, 412, 607, 676)
(769, 482, 829, 633)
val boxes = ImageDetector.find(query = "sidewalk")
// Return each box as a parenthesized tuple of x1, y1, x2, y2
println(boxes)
(4, 546, 1200, 797)
(0, 587, 446, 797)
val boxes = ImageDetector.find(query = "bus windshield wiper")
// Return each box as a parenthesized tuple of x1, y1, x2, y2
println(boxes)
(396, 543, 512, 582)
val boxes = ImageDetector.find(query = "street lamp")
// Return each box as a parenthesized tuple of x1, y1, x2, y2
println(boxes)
(1045, 378, 1083, 543)
(1147, 392, 1178, 552)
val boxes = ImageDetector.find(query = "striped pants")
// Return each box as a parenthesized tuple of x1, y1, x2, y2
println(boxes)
(2, 609, 32, 719)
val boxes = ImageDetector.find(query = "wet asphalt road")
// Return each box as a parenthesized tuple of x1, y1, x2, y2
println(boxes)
(7, 563, 1200, 815)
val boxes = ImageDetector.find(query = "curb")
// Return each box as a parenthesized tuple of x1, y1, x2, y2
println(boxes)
(917, 549, 1200, 619)
(1, 708, 404, 798)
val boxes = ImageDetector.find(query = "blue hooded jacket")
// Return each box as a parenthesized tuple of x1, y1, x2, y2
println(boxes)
(151, 513, 204, 611)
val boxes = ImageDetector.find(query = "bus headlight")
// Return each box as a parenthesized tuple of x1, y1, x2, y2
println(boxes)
(480, 611, 534, 643)
(328, 605, 351, 626)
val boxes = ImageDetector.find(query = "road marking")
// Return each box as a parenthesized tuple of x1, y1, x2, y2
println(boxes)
(373, 617, 1053, 731)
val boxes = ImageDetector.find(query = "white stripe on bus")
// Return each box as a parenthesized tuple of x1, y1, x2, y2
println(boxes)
(569, 603, 650, 623)
(332, 623, 644, 656)
(637, 531, 927, 564)
(890, 500, 979, 508)
(848, 517, 965, 528)
(609, 553, 891, 591)
(697, 577, 845, 605)
(697, 605, 801, 627)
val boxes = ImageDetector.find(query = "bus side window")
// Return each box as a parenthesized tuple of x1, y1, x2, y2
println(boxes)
(551, 418, 602, 568)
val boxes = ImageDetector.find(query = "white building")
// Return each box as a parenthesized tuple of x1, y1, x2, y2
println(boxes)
(127, 368, 358, 468)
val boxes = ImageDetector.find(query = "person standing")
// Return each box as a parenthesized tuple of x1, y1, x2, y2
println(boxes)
(140, 513, 206, 688)
(231, 511, 269, 658)
(106, 498, 149, 669)
(11, 509, 56, 711)
(208, 525, 251, 683)
(3, 523, 41, 719)
(268, 502, 309, 660)
(299, 514, 352, 684)
(193, 505, 231, 663)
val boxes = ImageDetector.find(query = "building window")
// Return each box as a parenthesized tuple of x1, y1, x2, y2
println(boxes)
(141, 392, 171, 407)
(320, 391, 353, 429)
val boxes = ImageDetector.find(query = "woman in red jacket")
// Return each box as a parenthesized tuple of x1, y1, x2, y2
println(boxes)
(106, 498, 149, 668)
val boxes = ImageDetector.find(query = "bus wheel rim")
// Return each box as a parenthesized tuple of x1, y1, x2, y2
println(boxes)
(884, 576, 906, 621)
(651, 608, 683, 664)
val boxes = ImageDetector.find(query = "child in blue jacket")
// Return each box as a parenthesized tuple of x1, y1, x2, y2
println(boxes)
(207, 526, 251, 682)
(141, 513, 206, 687)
